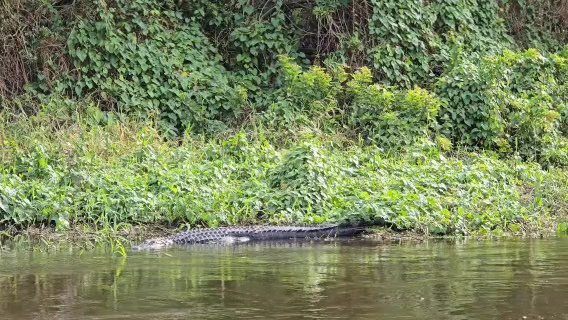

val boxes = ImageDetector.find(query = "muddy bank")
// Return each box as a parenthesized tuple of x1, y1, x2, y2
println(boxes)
(0, 222, 562, 252)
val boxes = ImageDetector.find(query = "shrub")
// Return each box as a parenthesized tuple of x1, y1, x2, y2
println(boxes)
(348, 68, 441, 148)
(436, 49, 568, 167)
(266, 140, 336, 222)
(261, 56, 344, 133)
(367, 0, 435, 88)
(65, 0, 246, 136)
(1, 107, 564, 236)
(435, 58, 503, 147)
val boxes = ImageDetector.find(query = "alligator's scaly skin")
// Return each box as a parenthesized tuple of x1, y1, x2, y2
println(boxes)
(133, 225, 365, 250)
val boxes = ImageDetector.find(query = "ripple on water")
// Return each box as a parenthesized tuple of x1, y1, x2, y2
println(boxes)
(1, 238, 568, 319)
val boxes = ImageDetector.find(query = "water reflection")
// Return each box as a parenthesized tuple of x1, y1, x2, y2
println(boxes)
(1, 239, 568, 319)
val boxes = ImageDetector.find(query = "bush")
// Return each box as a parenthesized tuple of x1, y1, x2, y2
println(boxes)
(266, 139, 340, 223)
(260, 56, 343, 133)
(64, 0, 246, 136)
(436, 58, 503, 147)
(348, 68, 441, 148)
(502, 0, 568, 51)
(263, 61, 442, 150)
(179, 0, 303, 97)
(1, 106, 564, 236)
(367, 0, 434, 87)
(436, 48, 568, 166)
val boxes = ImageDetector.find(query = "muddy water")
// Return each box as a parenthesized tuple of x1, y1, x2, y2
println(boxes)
(1, 238, 567, 319)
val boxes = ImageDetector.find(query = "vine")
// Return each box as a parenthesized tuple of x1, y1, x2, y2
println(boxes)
(66, 0, 246, 136)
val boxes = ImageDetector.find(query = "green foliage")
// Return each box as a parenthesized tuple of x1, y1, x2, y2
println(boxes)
(3, 0, 568, 103)
(436, 58, 503, 147)
(558, 222, 568, 235)
(366, 0, 510, 87)
(266, 139, 338, 223)
(3, 0, 568, 238)
(261, 56, 343, 133)
(262, 60, 441, 149)
(65, 0, 246, 136)
(502, 0, 568, 51)
(493, 49, 568, 164)
(368, 0, 435, 87)
(227, 0, 301, 94)
(179, 0, 304, 100)
(437, 48, 568, 166)
(348, 68, 441, 147)
(441, 0, 508, 45)
(1, 105, 565, 235)
(279, 56, 342, 111)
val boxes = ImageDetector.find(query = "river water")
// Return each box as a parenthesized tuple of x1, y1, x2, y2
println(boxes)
(1, 238, 567, 319)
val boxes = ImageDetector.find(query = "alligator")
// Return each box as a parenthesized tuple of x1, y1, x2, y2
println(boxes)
(132, 224, 367, 250)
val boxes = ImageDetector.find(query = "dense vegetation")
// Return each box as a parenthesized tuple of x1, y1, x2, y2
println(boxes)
(2, 0, 568, 238)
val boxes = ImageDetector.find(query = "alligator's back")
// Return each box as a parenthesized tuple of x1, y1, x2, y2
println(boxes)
(133, 225, 365, 250)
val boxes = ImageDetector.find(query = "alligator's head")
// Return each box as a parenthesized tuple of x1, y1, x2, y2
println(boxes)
(131, 237, 174, 251)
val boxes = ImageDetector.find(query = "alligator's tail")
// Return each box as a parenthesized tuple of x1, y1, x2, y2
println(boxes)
(233, 225, 367, 241)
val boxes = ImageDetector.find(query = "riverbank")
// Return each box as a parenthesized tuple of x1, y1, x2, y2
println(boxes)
(1, 220, 562, 256)
(2, 0, 568, 251)
(1, 106, 568, 247)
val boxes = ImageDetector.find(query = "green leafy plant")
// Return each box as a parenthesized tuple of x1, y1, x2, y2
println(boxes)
(437, 49, 568, 166)
(261, 56, 343, 133)
(65, 0, 246, 136)
(558, 222, 568, 235)
(348, 67, 441, 148)
(436, 57, 503, 147)
(368, 0, 435, 87)
(3, 0, 568, 242)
